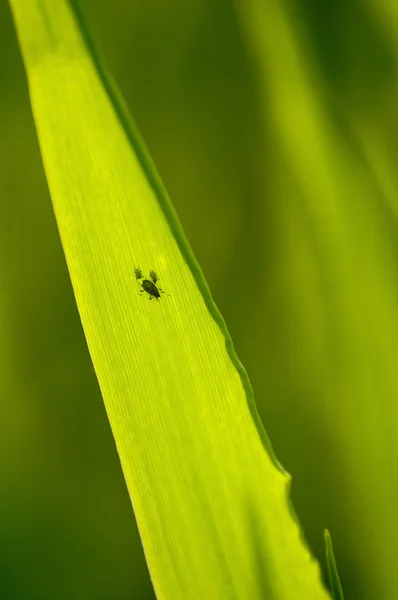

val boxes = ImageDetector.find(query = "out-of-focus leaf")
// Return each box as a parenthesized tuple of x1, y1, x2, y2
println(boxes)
(237, 1, 398, 599)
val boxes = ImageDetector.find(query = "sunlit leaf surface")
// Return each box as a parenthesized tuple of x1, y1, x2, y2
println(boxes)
(9, 0, 331, 598)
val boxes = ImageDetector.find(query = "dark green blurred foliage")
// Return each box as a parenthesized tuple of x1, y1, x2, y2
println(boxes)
(2, 0, 398, 598)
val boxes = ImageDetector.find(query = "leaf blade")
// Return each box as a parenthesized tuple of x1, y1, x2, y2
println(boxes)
(9, 1, 331, 598)
(324, 531, 344, 600)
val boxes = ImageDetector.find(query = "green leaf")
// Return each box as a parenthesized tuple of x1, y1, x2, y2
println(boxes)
(9, 0, 331, 598)
(324, 530, 344, 600)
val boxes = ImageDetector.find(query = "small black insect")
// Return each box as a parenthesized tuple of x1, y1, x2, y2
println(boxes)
(134, 267, 169, 300)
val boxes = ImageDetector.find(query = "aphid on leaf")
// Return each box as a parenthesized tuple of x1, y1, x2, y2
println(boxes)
(134, 267, 169, 300)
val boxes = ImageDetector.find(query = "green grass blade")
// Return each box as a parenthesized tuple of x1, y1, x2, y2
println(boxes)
(9, 1, 331, 598)
(324, 530, 344, 600)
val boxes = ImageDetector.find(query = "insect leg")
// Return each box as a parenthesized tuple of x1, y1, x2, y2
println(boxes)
(158, 288, 171, 297)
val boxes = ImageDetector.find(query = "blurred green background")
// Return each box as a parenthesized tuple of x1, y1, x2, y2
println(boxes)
(2, 0, 398, 598)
